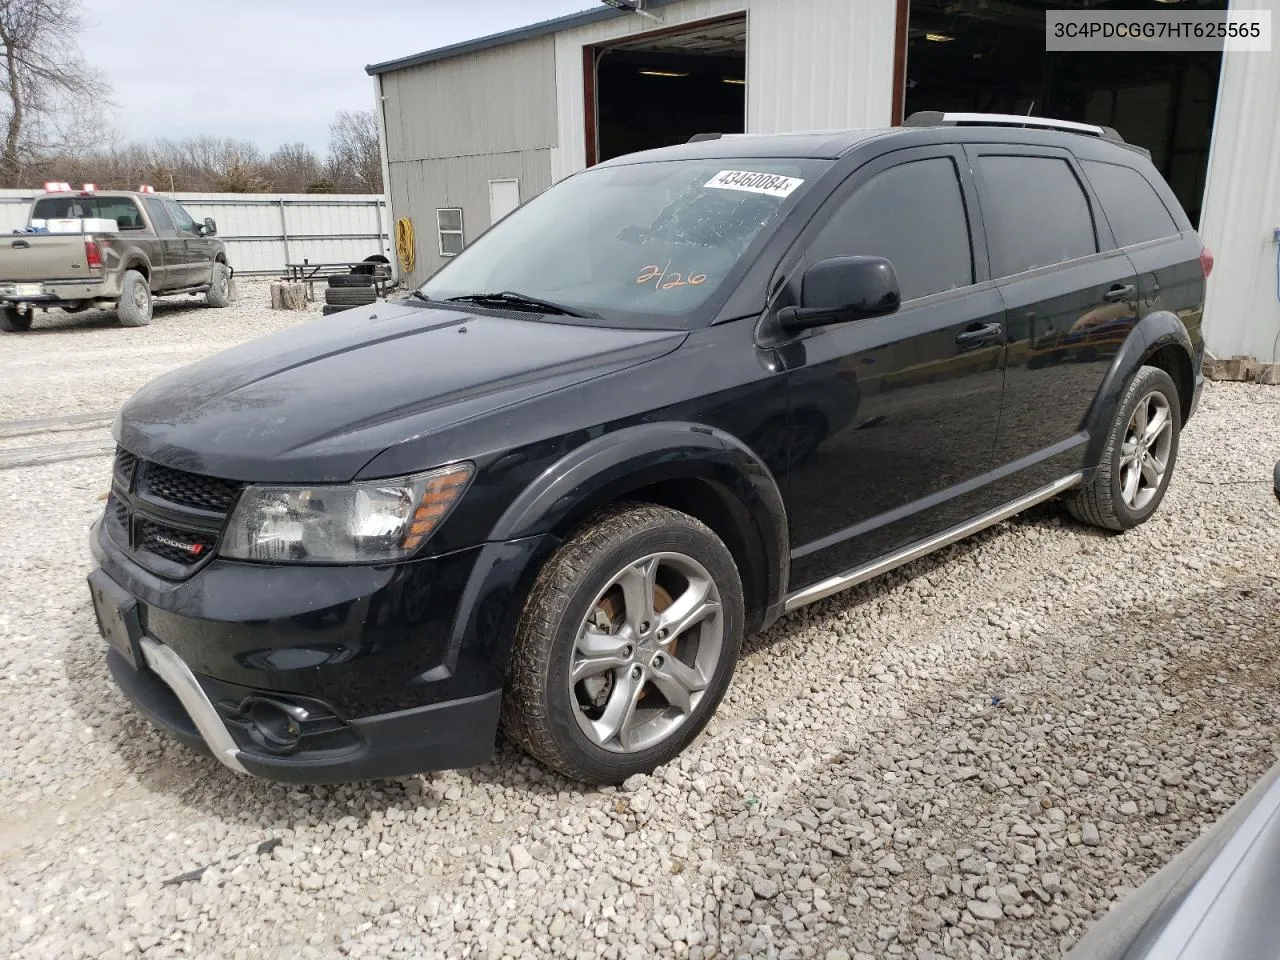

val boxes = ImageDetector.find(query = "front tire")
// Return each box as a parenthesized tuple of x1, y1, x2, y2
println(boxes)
(1069, 364, 1181, 531)
(205, 262, 232, 308)
(0, 307, 32, 332)
(116, 270, 153, 327)
(502, 503, 744, 784)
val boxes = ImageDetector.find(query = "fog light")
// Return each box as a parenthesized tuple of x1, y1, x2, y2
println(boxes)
(242, 696, 307, 750)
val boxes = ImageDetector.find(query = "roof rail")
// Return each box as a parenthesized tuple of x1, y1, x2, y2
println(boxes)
(688, 133, 724, 143)
(904, 111, 1126, 143)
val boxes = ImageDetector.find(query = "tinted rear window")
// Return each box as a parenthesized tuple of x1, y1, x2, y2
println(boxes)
(1081, 159, 1179, 247)
(32, 196, 146, 230)
(975, 155, 1097, 277)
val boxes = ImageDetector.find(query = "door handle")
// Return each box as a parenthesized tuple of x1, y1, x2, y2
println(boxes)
(955, 322, 1003, 348)
(11, 239, 28, 249)
(1103, 283, 1135, 303)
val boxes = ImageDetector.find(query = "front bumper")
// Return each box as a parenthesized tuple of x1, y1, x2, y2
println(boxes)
(105, 642, 501, 783)
(90, 517, 554, 782)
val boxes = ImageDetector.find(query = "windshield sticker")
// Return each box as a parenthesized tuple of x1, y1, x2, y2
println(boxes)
(704, 170, 805, 198)
(637, 263, 708, 290)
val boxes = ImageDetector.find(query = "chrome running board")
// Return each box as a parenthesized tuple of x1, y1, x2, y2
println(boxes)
(783, 473, 1083, 612)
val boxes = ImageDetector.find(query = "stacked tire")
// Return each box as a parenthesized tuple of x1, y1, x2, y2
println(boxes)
(323, 273, 376, 316)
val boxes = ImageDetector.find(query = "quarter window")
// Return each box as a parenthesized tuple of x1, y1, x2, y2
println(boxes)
(975, 155, 1097, 277)
(808, 157, 974, 301)
(437, 208, 464, 257)
(1080, 159, 1179, 247)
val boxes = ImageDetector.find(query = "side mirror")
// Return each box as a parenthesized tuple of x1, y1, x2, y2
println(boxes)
(202, 217, 217, 236)
(777, 256, 901, 332)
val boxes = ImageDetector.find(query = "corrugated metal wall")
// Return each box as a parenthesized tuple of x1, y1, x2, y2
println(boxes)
(0, 190, 390, 275)
(550, 0, 750, 183)
(379, 35, 559, 283)
(550, 0, 896, 182)
(388, 150, 553, 285)
(1198, 0, 1280, 364)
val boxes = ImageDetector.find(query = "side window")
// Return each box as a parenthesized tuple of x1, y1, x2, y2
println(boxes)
(1080, 159, 1179, 247)
(808, 157, 973, 301)
(437, 208, 464, 257)
(975, 155, 1097, 277)
(143, 197, 175, 234)
(165, 200, 198, 234)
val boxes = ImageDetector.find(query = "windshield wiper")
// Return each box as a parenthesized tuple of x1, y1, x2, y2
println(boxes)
(443, 291, 598, 319)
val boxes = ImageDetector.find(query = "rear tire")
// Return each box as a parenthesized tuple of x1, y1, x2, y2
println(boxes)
(502, 503, 744, 784)
(1068, 364, 1181, 531)
(324, 286, 377, 306)
(328, 274, 375, 289)
(205, 262, 232, 308)
(0, 307, 32, 332)
(116, 270, 153, 327)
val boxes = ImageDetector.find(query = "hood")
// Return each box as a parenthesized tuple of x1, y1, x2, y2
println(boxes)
(117, 301, 686, 482)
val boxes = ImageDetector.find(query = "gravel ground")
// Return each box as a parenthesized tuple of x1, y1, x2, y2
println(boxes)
(0, 279, 316, 421)
(1, 294, 1278, 960)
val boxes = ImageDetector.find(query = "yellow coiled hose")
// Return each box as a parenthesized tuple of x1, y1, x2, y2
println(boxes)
(395, 217, 415, 274)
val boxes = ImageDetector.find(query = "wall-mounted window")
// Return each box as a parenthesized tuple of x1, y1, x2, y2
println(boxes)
(437, 208, 464, 256)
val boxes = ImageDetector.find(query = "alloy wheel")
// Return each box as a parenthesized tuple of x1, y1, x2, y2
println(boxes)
(1118, 390, 1173, 511)
(569, 552, 723, 754)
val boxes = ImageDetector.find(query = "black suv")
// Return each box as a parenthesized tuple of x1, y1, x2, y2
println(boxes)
(89, 113, 1208, 785)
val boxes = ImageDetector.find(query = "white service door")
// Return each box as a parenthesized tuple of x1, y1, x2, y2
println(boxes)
(488, 179, 520, 227)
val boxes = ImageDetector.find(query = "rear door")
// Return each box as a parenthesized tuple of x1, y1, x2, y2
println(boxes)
(966, 145, 1138, 498)
(781, 146, 1008, 588)
(1077, 157, 1205, 345)
(141, 197, 180, 290)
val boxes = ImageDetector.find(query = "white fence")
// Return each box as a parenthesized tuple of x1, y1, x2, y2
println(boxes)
(0, 189, 392, 276)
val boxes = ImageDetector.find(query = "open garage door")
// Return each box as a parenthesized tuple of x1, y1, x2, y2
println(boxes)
(586, 15, 746, 165)
(903, 0, 1225, 225)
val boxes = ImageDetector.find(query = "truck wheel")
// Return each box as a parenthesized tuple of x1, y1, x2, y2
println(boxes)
(0, 307, 32, 332)
(205, 262, 232, 308)
(502, 503, 744, 784)
(116, 271, 153, 327)
(1068, 364, 1181, 531)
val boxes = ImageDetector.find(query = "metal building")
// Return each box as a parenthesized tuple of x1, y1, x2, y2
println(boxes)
(367, 0, 1280, 367)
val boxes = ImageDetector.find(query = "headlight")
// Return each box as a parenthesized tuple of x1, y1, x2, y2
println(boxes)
(221, 463, 473, 563)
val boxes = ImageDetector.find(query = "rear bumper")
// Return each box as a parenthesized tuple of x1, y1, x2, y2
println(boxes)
(0, 277, 115, 306)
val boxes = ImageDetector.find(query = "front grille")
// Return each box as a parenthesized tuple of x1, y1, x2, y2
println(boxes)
(140, 462, 243, 513)
(137, 518, 217, 566)
(113, 448, 139, 490)
(107, 446, 240, 579)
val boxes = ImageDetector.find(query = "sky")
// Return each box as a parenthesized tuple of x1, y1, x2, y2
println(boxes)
(78, 0, 594, 152)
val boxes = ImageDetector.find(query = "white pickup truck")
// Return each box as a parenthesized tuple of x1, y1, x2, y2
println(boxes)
(0, 188, 233, 332)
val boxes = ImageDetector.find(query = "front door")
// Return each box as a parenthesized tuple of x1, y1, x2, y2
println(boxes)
(163, 199, 212, 288)
(141, 197, 181, 290)
(780, 147, 1007, 589)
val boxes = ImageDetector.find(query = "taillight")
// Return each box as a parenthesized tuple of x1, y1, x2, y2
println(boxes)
(84, 239, 103, 269)
(1199, 246, 1214, 278)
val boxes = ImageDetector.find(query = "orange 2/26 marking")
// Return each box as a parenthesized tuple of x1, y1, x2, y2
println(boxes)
(636, 263, 708, 290)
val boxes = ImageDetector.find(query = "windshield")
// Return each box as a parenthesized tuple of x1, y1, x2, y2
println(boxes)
(420, 158, 829, 326)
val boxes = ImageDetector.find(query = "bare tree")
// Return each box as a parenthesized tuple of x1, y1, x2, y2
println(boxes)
(268, 142, 321, 193)
(0, 0, 110, 186)
(327, 109, 382, 193)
